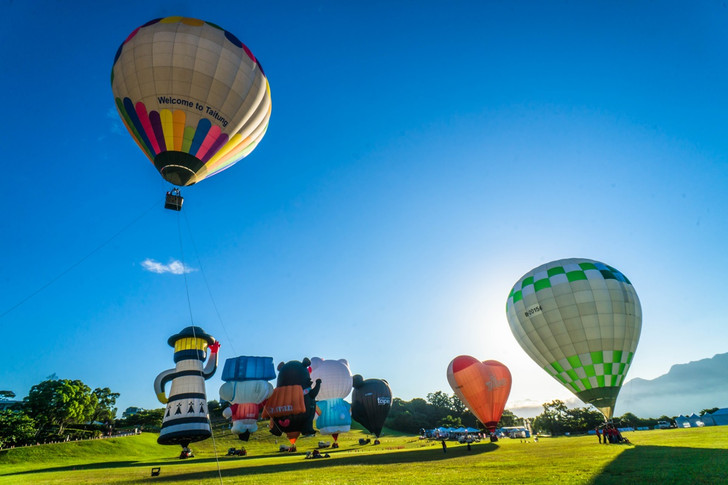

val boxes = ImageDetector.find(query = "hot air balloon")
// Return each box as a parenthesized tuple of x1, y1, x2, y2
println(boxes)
(219, 356, 276, 441)
(261, 358, 321, 450)
(446, 356, 512, 433)
(154, 326, 219, 449)
(111, 16, 272, 208)
(310, 357, 353, 447)
(505, 258, 641, 420)
(351, 375, 391, 439)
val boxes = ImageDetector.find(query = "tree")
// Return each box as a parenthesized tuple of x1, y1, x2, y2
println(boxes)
(0, 410, 37, 448)
(208, 400, 223, 419)
(617, 412, 640, 428)
(498, 409, 519, 428)
(427, 391, 455, 412)
(569, 406, 604, 432)
(450, 395, 467, 415)
(700, 408, 719, 416)
(91, 388, 120, 426)
(532, 400, 570, 435)
(440, 415, 462, 428)
(0, 391, 16, 401)
(118, 408, 164, 430)
(23, 379, 98, 435)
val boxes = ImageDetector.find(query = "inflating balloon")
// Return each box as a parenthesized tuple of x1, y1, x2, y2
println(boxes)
(351, 375, 391, 438)
(219, 356, 276, 441)
(310, 357, 353, 446)
(154, 326, 219, 447)
(261, 358, 321, 446)
(111, 17, 271, 188)
(447, 356, 511, 432)
(506, 258, 641, 419)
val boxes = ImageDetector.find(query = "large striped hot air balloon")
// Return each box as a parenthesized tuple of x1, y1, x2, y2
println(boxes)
(506, 258, 642, 420)
(111, 16, 271, 188)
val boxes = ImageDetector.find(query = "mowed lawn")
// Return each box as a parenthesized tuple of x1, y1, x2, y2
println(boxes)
(2, 426, 727, 484)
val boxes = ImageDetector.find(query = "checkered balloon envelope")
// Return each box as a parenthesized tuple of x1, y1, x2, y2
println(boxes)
(506, 258, 641, 420)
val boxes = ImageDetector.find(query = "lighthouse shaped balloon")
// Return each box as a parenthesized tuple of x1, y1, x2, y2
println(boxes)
(506, 258, 642, 420)
(154, 326, 219, 447)
(310, 357, 353, 447)
(219, 356, 276, 441)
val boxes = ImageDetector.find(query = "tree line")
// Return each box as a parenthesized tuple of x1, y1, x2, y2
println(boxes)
(4, 378, 718, 448)
(0, 377, 119, 448)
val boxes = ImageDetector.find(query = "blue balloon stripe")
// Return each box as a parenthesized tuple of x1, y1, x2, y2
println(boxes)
(189, 118, 211, 156)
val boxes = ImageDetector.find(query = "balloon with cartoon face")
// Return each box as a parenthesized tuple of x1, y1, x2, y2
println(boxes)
(219, 356, 275, 441)
(261, 358, 321, 445)
(310, 357, 353, 444)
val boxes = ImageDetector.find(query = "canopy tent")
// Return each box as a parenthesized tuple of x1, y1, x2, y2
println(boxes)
(701, 408, 728, 426)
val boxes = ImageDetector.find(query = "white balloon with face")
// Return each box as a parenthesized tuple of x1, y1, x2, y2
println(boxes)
(309, 358, 353, 401)
(220, 380, 273, 404)
(219, 380, 274, 435)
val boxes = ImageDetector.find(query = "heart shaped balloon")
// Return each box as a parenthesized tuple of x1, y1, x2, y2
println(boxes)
(447, 356, 512, 432)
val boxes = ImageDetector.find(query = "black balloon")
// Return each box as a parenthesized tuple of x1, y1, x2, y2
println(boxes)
(351, 375, 392, 438)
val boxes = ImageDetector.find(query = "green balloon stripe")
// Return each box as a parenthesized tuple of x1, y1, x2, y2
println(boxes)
(544, 351, 633, 392)
(507, 262, 634, 298)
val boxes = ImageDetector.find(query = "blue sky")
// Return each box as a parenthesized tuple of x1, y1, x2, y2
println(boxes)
(1, 1, 726, 418)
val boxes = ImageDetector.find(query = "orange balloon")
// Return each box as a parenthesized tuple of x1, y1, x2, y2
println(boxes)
(261, 385, 306, 418)
(447, 356, 512, 432)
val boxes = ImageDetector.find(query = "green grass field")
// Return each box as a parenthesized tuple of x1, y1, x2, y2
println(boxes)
(2, 426, 727, 484)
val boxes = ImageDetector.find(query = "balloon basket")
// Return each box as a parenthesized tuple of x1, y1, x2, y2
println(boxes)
(165, 189, 183, 211)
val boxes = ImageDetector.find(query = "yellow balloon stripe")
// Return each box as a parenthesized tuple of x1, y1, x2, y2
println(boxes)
(160, 110, 174, 151)
(172, 110, 186, 151)
(205, 133, 246, 167)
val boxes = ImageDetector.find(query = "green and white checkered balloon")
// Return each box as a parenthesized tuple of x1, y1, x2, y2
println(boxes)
(505, 258, 641, 420)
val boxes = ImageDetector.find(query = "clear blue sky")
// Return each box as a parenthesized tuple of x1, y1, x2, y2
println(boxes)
(1, 1, 726, 418)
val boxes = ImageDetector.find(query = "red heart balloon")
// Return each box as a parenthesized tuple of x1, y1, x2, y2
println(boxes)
(447, 356, 512, 432)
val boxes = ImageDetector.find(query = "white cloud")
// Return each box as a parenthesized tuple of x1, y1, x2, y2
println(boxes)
(141, 259, 195, 275)
(108, 106, 124, 135)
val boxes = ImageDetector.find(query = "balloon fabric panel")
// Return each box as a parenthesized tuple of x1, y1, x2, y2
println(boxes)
(261, 385, 306, 418)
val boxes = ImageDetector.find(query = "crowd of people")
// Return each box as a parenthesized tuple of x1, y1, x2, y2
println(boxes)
(595, 424, 630, 444)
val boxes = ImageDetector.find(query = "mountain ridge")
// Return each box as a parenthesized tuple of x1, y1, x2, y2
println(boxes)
(616, 352, 728, 417)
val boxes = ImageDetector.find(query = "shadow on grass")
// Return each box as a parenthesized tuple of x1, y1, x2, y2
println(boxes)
(151, 443, 499, 482)
(2, 443, 497, 480)
(590, 445, 728, 484)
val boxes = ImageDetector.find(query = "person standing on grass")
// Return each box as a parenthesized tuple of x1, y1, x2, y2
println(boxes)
(595, 427, 602, 444)
(441, 439, 447, 453)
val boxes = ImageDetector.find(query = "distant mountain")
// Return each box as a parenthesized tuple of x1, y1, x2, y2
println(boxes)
(615, 352, 728, 418)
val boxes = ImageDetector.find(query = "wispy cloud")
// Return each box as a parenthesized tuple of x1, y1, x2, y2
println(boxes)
(141, 259, 196, 275)
(107, 106, 124, 135)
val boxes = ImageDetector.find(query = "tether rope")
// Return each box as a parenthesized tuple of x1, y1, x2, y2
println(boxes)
(174, 205, 224, 485)
(182, 209, 238, 356)
(0, 197, 162, 323)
